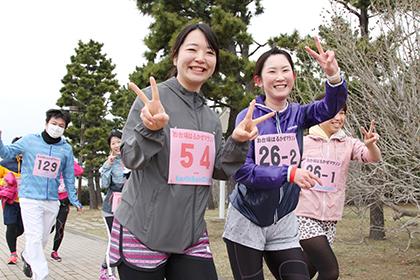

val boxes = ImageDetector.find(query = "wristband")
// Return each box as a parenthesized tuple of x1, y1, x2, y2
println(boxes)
(325, 68, 341, 83)
(290, 166, 298, 183)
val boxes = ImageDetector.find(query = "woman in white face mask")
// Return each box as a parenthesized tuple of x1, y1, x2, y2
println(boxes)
(0, 108, 83, 279)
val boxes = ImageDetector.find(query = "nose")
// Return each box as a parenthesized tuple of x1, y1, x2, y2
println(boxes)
(275, 75, 285, 82)
(194, 50, 205, 63)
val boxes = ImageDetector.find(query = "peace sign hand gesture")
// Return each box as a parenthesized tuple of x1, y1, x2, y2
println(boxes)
(360, 120, 380, 148)
(129, 77, 169, 131)
(232, 100, 275, 143)
(305, 36, 340, 79)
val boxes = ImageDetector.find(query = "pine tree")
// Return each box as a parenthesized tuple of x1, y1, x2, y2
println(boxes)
(57, 40, 120, 209)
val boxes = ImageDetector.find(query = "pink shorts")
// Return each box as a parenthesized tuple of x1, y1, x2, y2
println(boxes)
(109, 218, 213, 269)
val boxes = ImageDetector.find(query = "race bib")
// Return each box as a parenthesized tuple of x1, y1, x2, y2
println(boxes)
(168, 128, 215, 186)
(33, 154, 61, 179)
(112, 192, 122, 213)
(255, 133, 300, 166)
(302, 157, 342, 192)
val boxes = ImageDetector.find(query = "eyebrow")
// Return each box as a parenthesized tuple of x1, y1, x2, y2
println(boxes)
(185, 42, 213, 51)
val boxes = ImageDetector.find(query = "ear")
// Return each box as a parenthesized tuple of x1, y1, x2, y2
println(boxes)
(253, 75, 262, 87)
(293, 72, 297, 80)
(173, 56, 177, 66)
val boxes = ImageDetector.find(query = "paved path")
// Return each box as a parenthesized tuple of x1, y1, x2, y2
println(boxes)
(0, 208, 109, 280)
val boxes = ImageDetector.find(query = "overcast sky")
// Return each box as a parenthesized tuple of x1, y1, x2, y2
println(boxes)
(0, 0, 330, 144)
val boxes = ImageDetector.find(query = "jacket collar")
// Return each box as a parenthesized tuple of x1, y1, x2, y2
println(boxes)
(308, 125, 346, 141)
(164, 77, 206, 110)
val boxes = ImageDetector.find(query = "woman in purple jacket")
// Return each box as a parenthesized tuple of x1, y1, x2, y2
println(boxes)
(223, 38, 348, 280)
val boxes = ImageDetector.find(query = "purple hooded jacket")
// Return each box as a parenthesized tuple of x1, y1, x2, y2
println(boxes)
(230, 80, 348, 227)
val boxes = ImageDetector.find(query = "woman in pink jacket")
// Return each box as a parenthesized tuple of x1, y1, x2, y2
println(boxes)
(294, 100, 382, 279)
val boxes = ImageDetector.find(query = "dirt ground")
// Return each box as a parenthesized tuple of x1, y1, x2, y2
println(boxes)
(69, 206, 420, 279)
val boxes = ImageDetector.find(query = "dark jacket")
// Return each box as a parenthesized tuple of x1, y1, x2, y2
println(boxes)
(230, 80, 348, 227)
(115, 77, 249, 253)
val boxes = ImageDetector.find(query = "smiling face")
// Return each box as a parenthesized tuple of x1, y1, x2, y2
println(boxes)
(255, 54, 296, 109)
(319, 109, 346, 137)
(109, 136, 122, 156)
(173, 29, 217, 92)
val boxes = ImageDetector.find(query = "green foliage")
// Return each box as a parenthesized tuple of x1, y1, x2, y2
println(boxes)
(57, 40, 120, 171)
(112, 0, 264, 135)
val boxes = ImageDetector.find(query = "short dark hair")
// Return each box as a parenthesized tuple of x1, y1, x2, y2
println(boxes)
(169, 22, 220, 77)
(253, 48, 295, 78)
(107, 129, 122, 146)
(45, 109, 71, 128)
(315, 93, 347, 113)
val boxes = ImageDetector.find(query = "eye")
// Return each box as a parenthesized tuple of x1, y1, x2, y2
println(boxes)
(206, 49, 215, 55)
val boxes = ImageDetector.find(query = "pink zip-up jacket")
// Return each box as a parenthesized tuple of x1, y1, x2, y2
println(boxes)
(294, 125, 379, 221)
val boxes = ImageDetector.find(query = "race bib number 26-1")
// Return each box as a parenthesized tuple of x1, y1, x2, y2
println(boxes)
(33, 154, 61, 179)
(302, 157, 342, 192)
(168, 128, 215, 186)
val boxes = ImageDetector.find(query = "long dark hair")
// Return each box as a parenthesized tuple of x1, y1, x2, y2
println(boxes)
(169, 22, 220, 77)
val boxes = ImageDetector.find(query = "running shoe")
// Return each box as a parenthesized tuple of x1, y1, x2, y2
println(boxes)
(21, 253, 32, 278)
(7, 253, 18, 264)
(51, 251, 62, 262)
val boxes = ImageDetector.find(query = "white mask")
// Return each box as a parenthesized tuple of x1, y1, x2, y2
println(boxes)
(46, 124, 65, 138)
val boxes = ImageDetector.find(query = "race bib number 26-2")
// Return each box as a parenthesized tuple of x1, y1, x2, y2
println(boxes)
(255, 133, 300, 167)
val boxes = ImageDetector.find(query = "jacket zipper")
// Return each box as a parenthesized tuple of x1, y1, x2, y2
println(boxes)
(321, 140, 331, 220)
(191, 94, 200, 244)
(274, 112, 283, 224)
(47, 145, 52, 200)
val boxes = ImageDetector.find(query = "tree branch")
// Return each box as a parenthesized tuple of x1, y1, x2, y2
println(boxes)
(249, 40, 267, 57)
(334, 0, 361, 18)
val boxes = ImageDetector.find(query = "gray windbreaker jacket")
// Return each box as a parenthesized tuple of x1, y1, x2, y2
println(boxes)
(115, 77, 249, 253)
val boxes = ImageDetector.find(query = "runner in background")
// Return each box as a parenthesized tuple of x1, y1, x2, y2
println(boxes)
(50, 160, 84, 262)
(0, 137, 23, 264)
(99, 129, 129, 279)
(108, 22, 273, 280)
(223, 38, 348, 280)
(0, 109, 83, 280)
(295, 97, 381, 279)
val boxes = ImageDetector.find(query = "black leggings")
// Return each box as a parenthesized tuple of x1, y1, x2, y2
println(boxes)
(300, 236, 339, 280)
(117, 254, 218, 280)
(51, 198, 70, 251)
(224, 238, 310, 280)
(6, 223, 24, 253)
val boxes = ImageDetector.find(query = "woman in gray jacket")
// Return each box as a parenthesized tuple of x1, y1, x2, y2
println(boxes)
(107, 23, 273, 280)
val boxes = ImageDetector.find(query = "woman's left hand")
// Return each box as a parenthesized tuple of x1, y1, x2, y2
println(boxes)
(305, 36, 339, 77)
(232, 100, 275, 142)
(361, 120, 380, 147)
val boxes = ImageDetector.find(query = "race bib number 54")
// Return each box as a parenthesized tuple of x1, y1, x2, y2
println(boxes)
(33, 154, 61, 178)
(168, 128, 215, 186)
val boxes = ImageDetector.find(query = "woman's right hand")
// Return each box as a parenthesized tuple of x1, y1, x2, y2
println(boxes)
(129, 77, 169, 131)
(293, 168, 322, 189)
(107, 153, 116, 165)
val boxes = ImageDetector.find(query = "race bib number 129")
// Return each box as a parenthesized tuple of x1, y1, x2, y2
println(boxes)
(33, 154, 61, 179)
(168, 128, 215, 186)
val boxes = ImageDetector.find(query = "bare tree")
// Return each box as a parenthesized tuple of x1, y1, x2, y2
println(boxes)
(323, 0, 419, 244)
